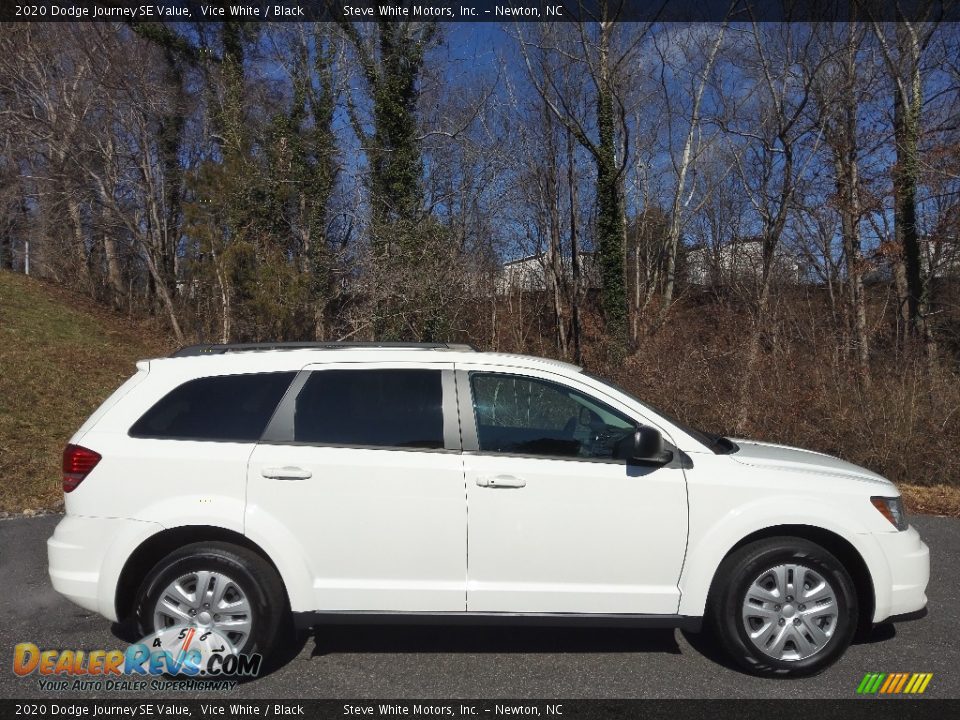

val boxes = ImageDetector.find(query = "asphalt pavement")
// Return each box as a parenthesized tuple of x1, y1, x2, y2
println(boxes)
(1, 513, 957, 699)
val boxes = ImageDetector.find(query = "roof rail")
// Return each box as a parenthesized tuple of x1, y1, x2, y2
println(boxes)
(170, 341, 479, 358)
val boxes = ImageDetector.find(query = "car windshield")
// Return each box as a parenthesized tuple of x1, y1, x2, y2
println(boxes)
(581, 372, 738, 455)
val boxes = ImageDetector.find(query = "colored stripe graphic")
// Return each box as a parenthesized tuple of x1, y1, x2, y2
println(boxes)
(893, 673, 910, 693)
(857, 672, 933, 695)
(905, 673, 933, 694)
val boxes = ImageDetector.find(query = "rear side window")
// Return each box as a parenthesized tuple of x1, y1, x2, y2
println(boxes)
(294, 369, 443, 449)
(129, 372, 296, 441)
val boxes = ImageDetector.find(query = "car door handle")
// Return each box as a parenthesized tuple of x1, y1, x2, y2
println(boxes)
(261, 466, 312, 481)
(476, 475, 526, 488)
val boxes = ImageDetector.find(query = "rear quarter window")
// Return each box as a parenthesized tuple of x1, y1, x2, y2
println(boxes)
(294, 369, 444, 449)
(129, 372, 296, 442)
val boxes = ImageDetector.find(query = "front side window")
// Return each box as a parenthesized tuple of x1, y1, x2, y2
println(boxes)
(294, 369, 444, 449)
(129, 372, 295, 441)
(470, 373, 636, 460)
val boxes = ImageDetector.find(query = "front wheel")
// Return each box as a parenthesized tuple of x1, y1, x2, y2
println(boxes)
(708, 537, 858, 676)
(134, 541, 287, 658)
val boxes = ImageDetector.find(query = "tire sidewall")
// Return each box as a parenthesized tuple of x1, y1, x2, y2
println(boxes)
(717, 540, 858, 676)
(135, 547, 277, 657)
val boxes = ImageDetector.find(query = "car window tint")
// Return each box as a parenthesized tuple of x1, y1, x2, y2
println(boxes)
(294, 369, 444, 449)
(129, 372, 295, 441)
(470, 373, 635, 459)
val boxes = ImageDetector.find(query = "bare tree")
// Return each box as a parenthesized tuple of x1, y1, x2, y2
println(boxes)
(722, 23, 824, 431)
(655, 22, 729, 325)
(518, 7, 652, 356)
(870, 11, 941, 357)
(810, 22, 874, 381)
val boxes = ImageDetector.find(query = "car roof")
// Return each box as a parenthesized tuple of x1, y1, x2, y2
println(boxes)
(144, 344, 582, 376)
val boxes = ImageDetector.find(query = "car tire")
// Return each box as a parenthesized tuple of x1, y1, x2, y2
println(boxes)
(134, 541, 287, 658)
(708, 537, 858, 676)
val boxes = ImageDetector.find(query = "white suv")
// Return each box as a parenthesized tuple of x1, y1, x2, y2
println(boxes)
(48, 342, 929, 676)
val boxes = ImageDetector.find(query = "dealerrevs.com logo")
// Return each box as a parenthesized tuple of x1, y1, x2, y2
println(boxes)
(13, 626, 262, 692)
(857, 672, 934, 695)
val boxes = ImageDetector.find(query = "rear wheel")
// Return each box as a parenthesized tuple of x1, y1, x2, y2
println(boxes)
(708, 537, 858, 676)
(135, 541, 287, 658)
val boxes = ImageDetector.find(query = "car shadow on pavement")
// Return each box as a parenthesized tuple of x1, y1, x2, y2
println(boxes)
(256, 627, 311, 680)
(110, 619, 141, 643)
(308, 625, 682, 656)
(854, 622, 897, 645)
(678, 629, 742, 673)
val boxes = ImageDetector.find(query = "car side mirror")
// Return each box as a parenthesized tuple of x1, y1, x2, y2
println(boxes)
(615, 426, 674, 466)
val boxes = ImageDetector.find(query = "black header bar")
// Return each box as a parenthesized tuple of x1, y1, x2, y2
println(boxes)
(1, 0, 958, 23)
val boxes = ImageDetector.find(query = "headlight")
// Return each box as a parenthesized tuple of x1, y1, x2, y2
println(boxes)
(871, 496, 907, 531)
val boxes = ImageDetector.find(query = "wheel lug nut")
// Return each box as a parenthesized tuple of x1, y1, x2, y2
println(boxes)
(786, 596, 793, 602)
(778, 618, 785, 626)
(189, 609, 196, 616)
(213, 614, 220, 620)
(793, 618, 801, 626)
(799, 604, 806, 611)
(774, 605, 781, 611)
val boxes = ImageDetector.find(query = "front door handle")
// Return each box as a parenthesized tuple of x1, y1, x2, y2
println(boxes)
(476, 475, 526, 488)
(261, 466, 312, 481)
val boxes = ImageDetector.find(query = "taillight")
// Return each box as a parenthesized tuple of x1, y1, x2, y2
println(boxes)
(62, 444, 101, 493)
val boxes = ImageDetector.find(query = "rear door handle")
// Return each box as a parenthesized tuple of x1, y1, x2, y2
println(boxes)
(476, 475, 526, 488)
(261, 466, 312, 481)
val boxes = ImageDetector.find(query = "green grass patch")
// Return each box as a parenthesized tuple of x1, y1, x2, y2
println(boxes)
(0, 271, 171, 513)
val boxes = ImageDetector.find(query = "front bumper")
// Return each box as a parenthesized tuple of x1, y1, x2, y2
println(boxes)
(870, 524, 930, 623)
(47, 514, 163, 621)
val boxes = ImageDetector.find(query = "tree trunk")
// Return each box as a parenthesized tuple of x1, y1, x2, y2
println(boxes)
(827, 24, 870, 382)
(142, 242, 184, 343)
(567, 129, 583, 365)
(734, 272, 773, 434)
(102, 233, 126, 310)
(873, 19, 937, 361)
(595, 21, 628, 356)
(0, 227, 12, 271)
(65, 196, 91, 292)
(211, 246, 231, 344)
(658, 24, 726, 326)
(840, 189, 870, 379)
(734, 138, 794, 433)
(835, 149, 870, 380)
(892, 59, 935, 358)
(543, 108, 568, 358)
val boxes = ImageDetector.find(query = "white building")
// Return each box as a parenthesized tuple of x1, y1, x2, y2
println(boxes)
(498, 252, 600, 294)
(686, 238, 806, 286)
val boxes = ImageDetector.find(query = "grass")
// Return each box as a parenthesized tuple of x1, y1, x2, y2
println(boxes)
(0, 271, 172, 513)
(901, 484, 960, 518)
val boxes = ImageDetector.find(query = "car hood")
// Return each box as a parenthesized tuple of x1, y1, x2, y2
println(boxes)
(728, 438, 895, 489)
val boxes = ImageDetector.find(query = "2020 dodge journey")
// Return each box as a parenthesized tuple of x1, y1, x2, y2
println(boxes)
(48, 342, 930, 676)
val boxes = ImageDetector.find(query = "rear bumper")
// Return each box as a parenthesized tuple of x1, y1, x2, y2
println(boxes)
(47, 514, 163, 622)
(871, 525, 930, 623)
